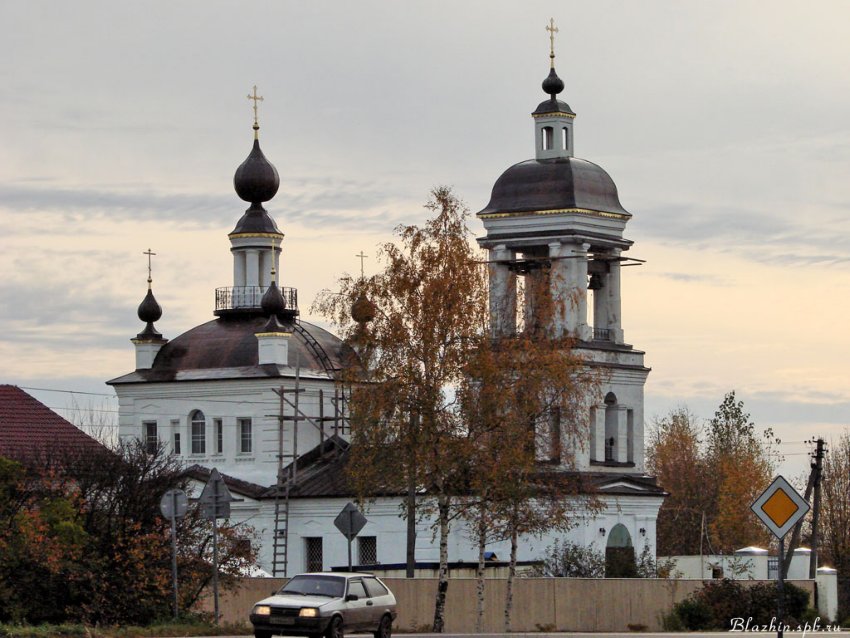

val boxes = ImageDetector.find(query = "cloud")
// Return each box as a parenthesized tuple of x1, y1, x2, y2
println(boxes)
(633, 201, 850, 267)
(0, 179, 418, 234)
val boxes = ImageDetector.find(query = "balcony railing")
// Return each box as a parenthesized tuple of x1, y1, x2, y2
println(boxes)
(592, 327, 612, 341)
(215, 286, 298, 317)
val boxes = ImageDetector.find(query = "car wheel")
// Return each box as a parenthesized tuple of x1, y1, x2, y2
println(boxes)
(374, 614, 392, 638)
(255, 631, 273, 638)
(325, 615, 344, 638)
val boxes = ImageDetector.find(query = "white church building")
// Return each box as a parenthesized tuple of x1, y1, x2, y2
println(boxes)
(108, 48, 665, 577)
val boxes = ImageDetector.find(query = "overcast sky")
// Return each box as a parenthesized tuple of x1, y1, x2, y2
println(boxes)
(1, 0, 849, 477)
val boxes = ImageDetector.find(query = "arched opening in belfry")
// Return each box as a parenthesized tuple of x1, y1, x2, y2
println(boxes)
(604, 392, 618, 462)
(605, 523, 636, 577)
(542, 126, 554, 150)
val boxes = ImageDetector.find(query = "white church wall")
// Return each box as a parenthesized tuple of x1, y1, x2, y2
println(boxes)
(115, 376, 344, 486)
(227, 494, 661, 577)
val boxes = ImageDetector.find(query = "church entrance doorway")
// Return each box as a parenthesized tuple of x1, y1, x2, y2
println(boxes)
(605, 523, 636, 577)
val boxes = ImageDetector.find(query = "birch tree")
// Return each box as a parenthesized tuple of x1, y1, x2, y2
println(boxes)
(315, 187, 485, 632)
(318, 186, 599, 632)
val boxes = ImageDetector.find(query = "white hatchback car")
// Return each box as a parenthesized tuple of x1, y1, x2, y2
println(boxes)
(250, 572, 397, 638)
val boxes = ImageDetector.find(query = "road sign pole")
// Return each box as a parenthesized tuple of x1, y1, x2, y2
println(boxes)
(170, 493, 179, 619)
(777, 536, 785, 638)
(212, 479, 220, 625)
(348, 510, 353, 572)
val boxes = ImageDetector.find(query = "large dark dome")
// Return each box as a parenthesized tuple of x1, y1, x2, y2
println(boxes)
(477, 157, 630, 217)
(109, 317, 348, 384)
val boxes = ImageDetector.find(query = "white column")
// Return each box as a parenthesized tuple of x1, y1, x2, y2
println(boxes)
(593, 405, 606, 462)
(259, 251, 268, 288)
(576, 244, 590, 340)
(550, 242, 590, 340)
(245, 249, 260, 287)
(233, 251, 246, 287)
(273, 247, 281, 283)
(488, 244, 516, 337)
(608, 249, 624, 344)
(616, 406, 628, 463)
(549, 242, 568, 337)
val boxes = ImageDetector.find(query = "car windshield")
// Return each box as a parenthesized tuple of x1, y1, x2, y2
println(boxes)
(280, 575, 345, 598)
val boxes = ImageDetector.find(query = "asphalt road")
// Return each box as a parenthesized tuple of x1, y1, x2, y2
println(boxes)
(189, 633, 850, 638)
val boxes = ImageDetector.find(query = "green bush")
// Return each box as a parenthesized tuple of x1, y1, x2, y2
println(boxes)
(670, 579, 812, 630)
(674, 597, 714, 630)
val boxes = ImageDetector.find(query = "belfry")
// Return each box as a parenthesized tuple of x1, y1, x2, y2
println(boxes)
(476, 21, 649, 470)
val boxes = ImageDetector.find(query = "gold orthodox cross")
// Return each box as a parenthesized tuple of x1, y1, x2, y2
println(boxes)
(247, 85, 264, 129)
(143, 248, 156, 287)
(356, 251, 368, 278)
(546, 18, 559, 66)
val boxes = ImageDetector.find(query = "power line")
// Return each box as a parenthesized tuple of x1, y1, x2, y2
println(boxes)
(20, 385, 116, 398)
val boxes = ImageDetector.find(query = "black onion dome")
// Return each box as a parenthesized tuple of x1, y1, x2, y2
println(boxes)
(138, 288, 162, 323)
(542, 67, 564, 97)
(234, 139, 280, 204)
(534, 67, 574, 115)
(477, 157, 630, 217)
(261, 281, 286, 316)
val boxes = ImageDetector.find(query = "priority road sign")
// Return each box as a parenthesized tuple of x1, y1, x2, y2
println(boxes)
(751, 475, 810, 539)
(334, 502, 367, 540)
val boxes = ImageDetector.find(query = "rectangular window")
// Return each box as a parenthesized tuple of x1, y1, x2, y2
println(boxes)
(214, 419, 223, 455)
(173, 432, 181, 455)
(239, 418, 252, 454)
(358, 536, 377, 566)
(305, 537, 323, 572)
(143, 421, 157, 454)
(192, 419, 206, 455)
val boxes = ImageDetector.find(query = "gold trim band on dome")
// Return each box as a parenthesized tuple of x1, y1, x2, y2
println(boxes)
(479, 208, 629, 221)
(228, 232, 285, 239)
(532, 112, 575, 119)
(255, 332, 293, 337)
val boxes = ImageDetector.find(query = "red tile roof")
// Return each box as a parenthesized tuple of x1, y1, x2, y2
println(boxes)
(0, 385, 107, 462)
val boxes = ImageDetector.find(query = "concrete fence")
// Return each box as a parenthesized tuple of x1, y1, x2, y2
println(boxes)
(205, 577, 815, 632)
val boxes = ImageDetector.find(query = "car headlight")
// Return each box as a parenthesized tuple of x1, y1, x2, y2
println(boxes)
(299, 607, 319, 617)
(254, 605, 271, 615)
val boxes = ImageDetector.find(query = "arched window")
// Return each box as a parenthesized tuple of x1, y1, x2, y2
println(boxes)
(562, 127, 569, 150)
(542, 126, 554, 150)
(190, 410, 206, 455)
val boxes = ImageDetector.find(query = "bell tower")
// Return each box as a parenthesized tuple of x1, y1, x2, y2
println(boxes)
(476, 21, 649, 472)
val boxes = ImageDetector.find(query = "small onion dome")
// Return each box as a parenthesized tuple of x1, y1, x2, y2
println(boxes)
(260, 280, 289, 332)
(351, 292, 376, 324)
(261, 280, 287, 316)
(542, 67, 564, 97)
(534, 67, 575, 116)
(136, 288, 163, 339)
(234, 139, 280, 205)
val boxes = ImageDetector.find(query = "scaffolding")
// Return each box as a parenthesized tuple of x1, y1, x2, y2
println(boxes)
(270, 329, 350, 577)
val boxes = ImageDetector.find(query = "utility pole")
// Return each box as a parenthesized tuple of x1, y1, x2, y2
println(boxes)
(406, 412, 419, 579)
(809, 438, 825, 578)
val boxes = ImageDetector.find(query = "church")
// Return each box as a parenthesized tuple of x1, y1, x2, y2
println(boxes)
(108, 35, 664, 577)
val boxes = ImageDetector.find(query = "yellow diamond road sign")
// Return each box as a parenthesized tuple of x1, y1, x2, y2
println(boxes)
(751, 475, 810, 539)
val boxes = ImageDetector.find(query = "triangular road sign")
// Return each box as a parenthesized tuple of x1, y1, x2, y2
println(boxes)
(199, 468, 234, 520)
